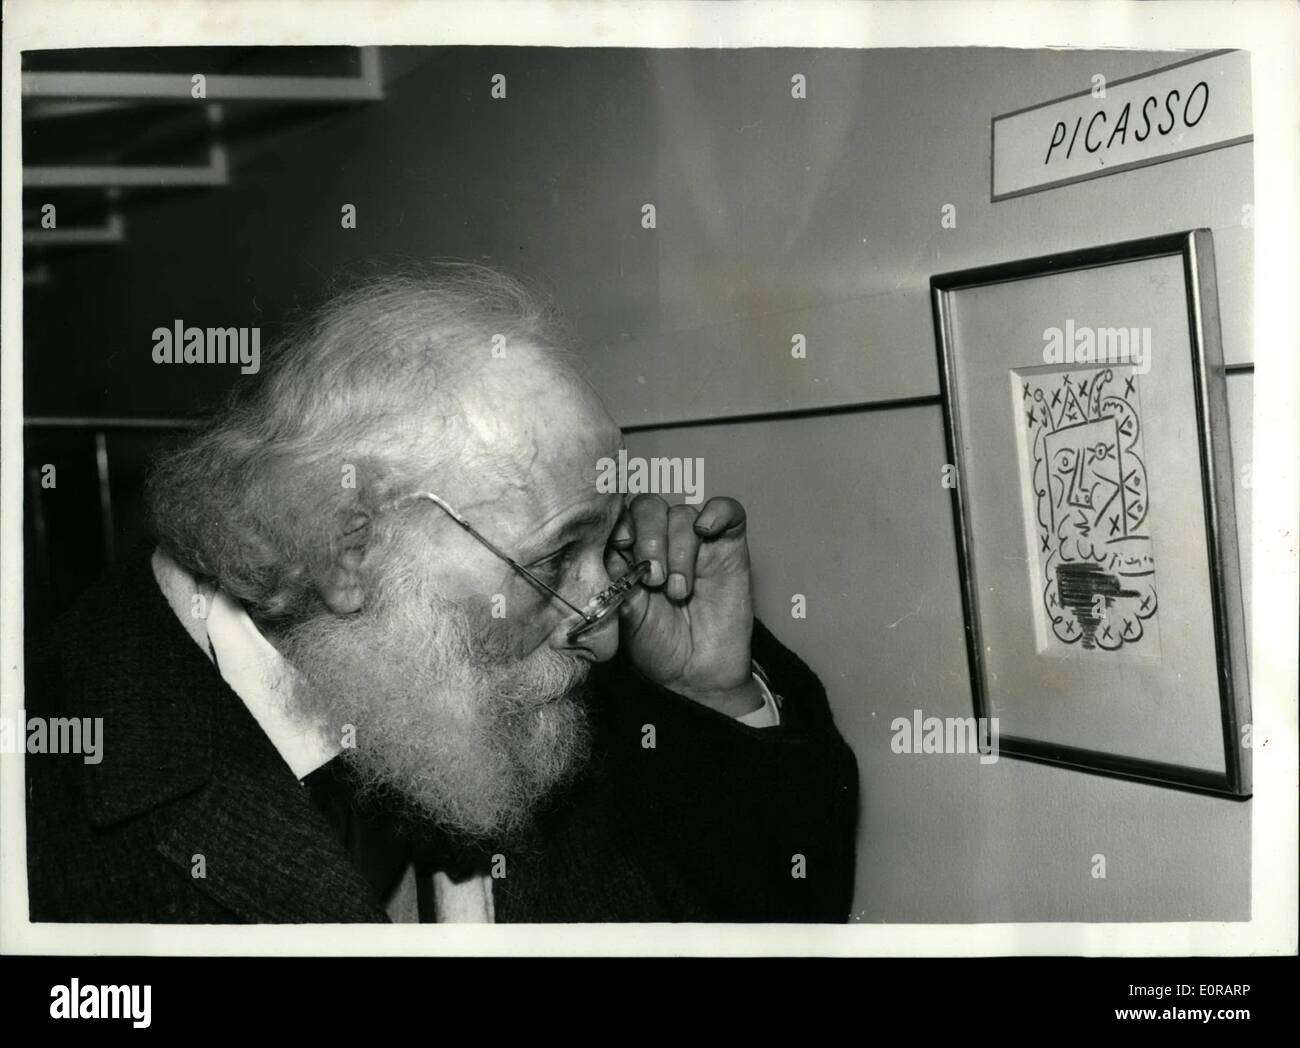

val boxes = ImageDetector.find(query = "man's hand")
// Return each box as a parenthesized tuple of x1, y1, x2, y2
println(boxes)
(606, 494, 760, 717)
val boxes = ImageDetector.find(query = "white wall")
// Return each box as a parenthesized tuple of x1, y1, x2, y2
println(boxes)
(613, 48, 1252, 920)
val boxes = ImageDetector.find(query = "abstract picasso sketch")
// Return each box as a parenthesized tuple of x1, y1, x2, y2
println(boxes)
(1015, 365, 1160, 654)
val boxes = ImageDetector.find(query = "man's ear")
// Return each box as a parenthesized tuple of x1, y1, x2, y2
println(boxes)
(315, 512, 371, 615)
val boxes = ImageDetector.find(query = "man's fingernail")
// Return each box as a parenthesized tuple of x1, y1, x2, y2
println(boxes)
(667, 572, 688, 601)
(648, 561, 666, 586)
(694, 515, 715, 534)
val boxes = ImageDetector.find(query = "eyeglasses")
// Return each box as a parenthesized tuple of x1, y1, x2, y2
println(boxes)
(386, 491, 651, 642)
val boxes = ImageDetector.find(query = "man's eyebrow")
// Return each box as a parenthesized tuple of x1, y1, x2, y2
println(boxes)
(528, 502, 620, 552)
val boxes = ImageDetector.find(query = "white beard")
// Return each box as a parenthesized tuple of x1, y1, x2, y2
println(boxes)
(274, 565, 592, 843)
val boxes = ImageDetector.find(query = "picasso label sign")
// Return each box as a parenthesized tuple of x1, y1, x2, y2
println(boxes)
(991, 50, 1252, 201)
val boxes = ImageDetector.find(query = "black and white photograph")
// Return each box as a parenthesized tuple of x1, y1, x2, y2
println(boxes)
(1, 0, 1296, 1009)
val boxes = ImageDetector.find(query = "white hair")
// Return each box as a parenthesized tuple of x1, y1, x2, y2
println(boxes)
(148, 261, 580, 625)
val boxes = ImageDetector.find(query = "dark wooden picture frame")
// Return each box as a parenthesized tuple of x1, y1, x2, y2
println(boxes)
(931, 229, 1251, 797)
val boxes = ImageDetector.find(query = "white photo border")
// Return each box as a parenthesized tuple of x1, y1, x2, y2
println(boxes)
(2, 0, 1296, 957)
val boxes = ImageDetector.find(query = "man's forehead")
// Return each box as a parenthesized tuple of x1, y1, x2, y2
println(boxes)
(433, 356, 622, 534)
(473, 447, 624, 543)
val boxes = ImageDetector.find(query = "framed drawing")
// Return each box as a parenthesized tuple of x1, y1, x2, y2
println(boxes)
(931, 229, 1251, 797)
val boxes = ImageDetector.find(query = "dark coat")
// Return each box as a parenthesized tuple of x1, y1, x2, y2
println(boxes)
(25, 549, 859, 923)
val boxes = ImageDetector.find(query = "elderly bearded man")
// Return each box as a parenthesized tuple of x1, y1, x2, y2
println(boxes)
(26, 266, 859, 924)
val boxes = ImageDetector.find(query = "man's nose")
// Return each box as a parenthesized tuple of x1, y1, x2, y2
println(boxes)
(551, 557, 621, 661)
(560, 611, 620, 663)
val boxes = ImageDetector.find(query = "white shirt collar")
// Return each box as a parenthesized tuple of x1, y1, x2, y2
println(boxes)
(151, 549, 343, 780)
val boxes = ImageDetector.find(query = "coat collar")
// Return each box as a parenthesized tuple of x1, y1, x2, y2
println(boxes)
(77, 547, 387, 922)
(151, 549, 342, 780)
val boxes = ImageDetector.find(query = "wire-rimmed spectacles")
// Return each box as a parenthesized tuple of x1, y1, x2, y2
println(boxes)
(385, 491, 650, 642)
